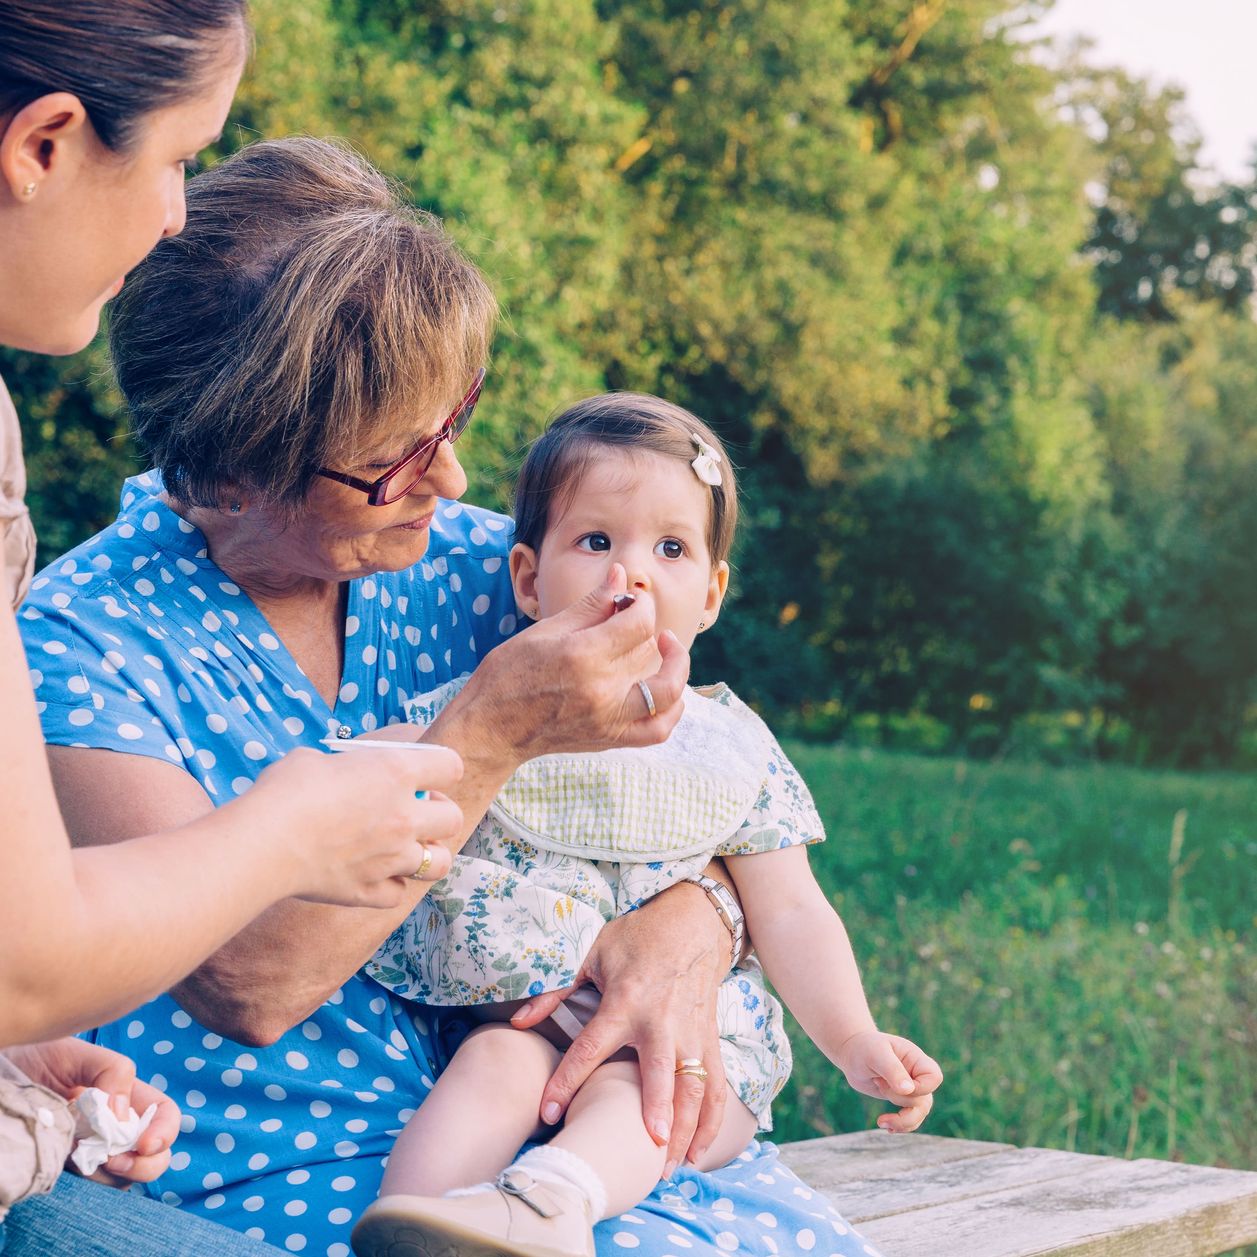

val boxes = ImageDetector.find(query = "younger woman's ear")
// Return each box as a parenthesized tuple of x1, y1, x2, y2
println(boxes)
(701, 560, 730, 631)
(509, 543, 542, 620)
(0, 93, 89, 201)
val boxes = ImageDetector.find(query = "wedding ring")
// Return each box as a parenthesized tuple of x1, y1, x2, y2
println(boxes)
(675, 1058, 708, 1081)
(406, 846, 434, 881)
(637, 680, 657, 719)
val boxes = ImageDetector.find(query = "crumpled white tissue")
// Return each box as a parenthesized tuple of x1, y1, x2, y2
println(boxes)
(69, 1087, 157, 1175)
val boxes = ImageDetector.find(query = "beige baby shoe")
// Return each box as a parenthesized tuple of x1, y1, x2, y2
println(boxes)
(351, 1167, 597, 1257)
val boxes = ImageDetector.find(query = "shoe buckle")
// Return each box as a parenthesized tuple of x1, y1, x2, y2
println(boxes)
(497, 1168, 560, 1218)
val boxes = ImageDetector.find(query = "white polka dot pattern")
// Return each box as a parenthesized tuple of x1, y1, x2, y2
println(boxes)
(21, 473, 519, 796)
(590, 1146, 883, 1257)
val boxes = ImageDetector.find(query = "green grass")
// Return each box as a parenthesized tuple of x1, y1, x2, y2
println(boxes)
(771, 745, 1257, 1174)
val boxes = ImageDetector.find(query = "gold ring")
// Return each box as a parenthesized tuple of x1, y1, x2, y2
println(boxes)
(675, 1058, 708, 1081)
(406, 846, 434, 881)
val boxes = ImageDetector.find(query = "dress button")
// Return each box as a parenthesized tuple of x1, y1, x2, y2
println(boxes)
(336, 725, 353, 739)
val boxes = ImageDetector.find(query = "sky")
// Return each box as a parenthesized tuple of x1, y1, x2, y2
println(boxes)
(1030, 0, 1257, 182)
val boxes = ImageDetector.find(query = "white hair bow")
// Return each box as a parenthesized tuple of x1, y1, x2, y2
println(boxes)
(690, 432, 723, 487)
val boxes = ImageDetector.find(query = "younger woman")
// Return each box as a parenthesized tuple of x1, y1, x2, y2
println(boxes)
(354, 395, 942, 1257)
(0, 5, 458, 1253)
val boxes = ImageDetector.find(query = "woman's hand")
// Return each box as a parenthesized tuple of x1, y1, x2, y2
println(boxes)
(511, 881, 729, 1176)
(5, 1039, 180, 1184)
(234, 741, 463, 907)
(835, 1030, 944, 1134)
(454, 564, 690, 771)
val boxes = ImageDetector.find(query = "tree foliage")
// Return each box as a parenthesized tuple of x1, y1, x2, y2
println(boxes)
(5, 0, 1257, 765)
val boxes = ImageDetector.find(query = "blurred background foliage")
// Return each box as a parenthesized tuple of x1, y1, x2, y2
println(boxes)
(6, 0, 1257, 768)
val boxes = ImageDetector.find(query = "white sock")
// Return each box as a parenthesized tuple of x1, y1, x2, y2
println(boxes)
(510, 1145, 608, 1222)
(445, 1181, 496, 1197)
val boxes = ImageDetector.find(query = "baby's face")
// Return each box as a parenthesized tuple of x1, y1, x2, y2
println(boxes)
(511, 448, 728, 649)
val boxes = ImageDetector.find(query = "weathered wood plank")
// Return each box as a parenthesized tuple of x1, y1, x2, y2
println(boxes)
(779, 1131, 1014, 1186)
(840, 1154, 1257, 1257)
(794, 1145, 1108, 1224)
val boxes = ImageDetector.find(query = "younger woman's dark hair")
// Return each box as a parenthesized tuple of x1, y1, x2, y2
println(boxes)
(514, 393, 738, 567)
(0, 1, 249, 152)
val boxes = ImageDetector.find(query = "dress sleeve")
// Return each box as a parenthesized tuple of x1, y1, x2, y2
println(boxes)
(21, 585, 185, 767)
(401, 674, 472, 730)
(715, 729, 826, 856)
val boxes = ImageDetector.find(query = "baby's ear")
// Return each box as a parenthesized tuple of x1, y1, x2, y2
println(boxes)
(509, 543, 541, 620)
(701, 559, 730, 631)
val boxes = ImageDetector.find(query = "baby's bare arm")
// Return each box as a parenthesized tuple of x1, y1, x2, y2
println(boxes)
(726, 845, 943, 1131)
(725, 845, 877, 1055)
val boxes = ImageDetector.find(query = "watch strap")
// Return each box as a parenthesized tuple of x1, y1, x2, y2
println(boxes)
(683, 874, 745, 971)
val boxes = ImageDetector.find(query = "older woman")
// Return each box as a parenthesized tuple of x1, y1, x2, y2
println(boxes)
(21, 138, 872, 1257)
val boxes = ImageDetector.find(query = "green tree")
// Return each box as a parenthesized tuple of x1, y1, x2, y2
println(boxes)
(6, 0, 1257, 763)
(1065, 67, 1257, 321)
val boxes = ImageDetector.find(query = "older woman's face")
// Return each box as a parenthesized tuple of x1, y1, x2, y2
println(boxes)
(252, 420, 470, 583)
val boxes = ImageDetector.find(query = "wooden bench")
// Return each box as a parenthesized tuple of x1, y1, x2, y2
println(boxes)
(778, 1131, 1257, 1256)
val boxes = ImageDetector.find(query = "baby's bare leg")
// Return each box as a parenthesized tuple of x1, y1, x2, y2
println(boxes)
(381, 1023, 560, 1197)
(548, 1061, 761, 1218)
(689, 1092, 760, 1174)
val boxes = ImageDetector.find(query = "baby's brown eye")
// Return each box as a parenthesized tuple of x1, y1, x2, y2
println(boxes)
(657, 539, 684, 559)
(577, 533, 611, 552)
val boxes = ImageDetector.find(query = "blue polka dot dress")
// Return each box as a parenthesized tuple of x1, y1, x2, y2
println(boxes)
(19, 474, 883, 1257)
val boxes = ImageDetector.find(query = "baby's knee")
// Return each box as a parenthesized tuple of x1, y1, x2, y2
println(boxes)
(457, 1022, 560, 1071)
(577, 1058, 642, 1098)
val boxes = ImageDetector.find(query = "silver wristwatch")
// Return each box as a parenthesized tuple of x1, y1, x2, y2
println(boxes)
(683, 874, 745, 971)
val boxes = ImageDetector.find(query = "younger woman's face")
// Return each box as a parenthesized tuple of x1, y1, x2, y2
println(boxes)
(0, 40, 244, 355)
(510, 448, 729, 649)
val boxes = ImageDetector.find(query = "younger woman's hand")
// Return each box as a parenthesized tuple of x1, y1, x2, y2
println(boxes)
(835, 1030, 943, 1133)
(234, 741, 463, 907)
(5, 1039, 180, 1184)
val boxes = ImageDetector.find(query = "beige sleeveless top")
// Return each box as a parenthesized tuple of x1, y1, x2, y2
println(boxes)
(0, 376, 36, 609)
(0, 382, 70, 1214)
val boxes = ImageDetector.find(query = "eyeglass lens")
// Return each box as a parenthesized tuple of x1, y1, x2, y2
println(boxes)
(378, 379, 483, 504)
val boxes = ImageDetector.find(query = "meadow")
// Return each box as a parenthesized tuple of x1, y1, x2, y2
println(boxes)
(772, 745, 1257, 1174)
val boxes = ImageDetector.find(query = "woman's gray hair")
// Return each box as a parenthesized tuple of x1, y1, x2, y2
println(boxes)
(109, 136, 497, 508)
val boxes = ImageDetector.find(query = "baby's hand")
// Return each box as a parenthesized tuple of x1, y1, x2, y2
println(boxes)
(836, 1030, 943, 1134)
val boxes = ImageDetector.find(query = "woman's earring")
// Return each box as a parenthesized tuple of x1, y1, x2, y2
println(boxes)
(20, 182, 36, 199)
(229, 503, 242, 515)
(697, 620, 706, 632)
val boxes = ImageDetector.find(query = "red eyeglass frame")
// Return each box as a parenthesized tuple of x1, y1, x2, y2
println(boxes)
(316, 367, 486, 506)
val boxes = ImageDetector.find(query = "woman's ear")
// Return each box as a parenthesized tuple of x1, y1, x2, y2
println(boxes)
(700, 560, 730, 632)
(509, 543, 542, 620)
(0, 93, 90, 202)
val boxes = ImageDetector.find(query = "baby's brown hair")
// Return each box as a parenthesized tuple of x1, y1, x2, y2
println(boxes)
(514, 393, 737, 567)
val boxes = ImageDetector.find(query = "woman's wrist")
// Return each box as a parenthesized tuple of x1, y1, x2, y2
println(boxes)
(435, 661, 528, 781)
(198, 790, 309, 902)
(653, 879, 731, 976)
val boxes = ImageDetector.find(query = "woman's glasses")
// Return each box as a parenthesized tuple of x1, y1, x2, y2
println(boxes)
(316, 368, 486, 506)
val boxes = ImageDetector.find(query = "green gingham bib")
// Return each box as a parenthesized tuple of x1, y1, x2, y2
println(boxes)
(489, 687, 773, 861)
(372, 676, 826, 1013)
